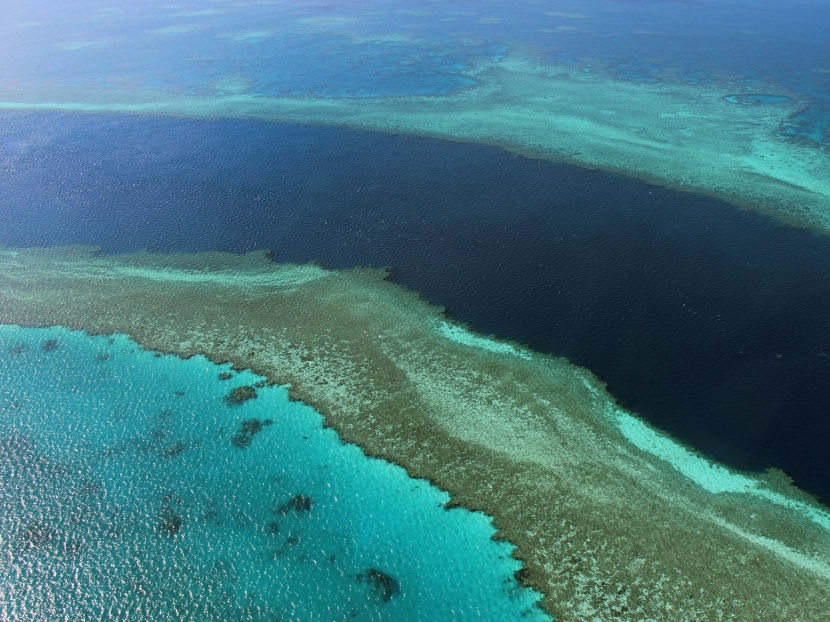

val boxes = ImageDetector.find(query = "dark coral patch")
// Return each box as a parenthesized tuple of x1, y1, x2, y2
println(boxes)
(42, 339, 59, 351)
(160, 441, 188, 458)
(264, 520, 280, 535)
(218, 372, 233, 381)
(61, 537, 84, 557)
(22, 522, 53, 547)
(224, 385, 257, 406)
(274, 494, 313, 516)
(514, 567, 532, 585)
(358, 568, 400, 602)
(157, 504, 183, 535)
(77, 478, 102, 498)
(9, 343, 28, 354)
(154, 410, 173, 422)
(150, 428, 168, 441)
(231, 418, 264, 448)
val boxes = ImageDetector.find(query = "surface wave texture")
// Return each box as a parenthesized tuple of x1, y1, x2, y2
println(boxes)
(3, 0, 830, 619)
(0, 323, 546, 621)
(4, 55, 830, 232)
(1, 245, 829, 620)
(2, 2, 830, 232)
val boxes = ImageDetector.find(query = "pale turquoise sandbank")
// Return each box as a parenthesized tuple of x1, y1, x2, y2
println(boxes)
(1, 54, 829, 232)
(1, 246, 829, 620)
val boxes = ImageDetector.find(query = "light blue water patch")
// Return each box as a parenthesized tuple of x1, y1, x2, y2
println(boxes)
(0, 325, 548, 621)
(0, 1, 501, 98)
(779, 103, 830, 145)
(2, 0, 828, 141)
(724, 93, 792, 105)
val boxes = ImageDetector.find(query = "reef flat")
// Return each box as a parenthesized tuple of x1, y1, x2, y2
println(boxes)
(2, 245, 829, 621)
(2, 55, 829, 232)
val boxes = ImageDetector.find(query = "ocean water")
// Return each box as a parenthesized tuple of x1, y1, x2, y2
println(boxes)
(2, 110, 830, 505)
(0, 324, 546, 621)
(2, 0, 830, 618)
(2, 0, 828, 143)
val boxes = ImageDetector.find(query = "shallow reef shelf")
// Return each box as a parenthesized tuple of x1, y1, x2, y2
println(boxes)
(1, 245, 829, 620)
(2, 54, 829, 234)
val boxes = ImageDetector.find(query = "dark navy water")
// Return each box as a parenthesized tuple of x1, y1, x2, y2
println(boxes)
(2, 111, 830, 504)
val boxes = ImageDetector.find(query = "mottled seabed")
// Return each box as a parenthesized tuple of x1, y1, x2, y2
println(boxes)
(1, 246, 829, 621)
(2, 54, 829, 232)
(0, 324, 545, 621)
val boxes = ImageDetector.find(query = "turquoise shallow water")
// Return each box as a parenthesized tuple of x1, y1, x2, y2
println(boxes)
(2, 0, 828, 142)
(0, 325, 546, 621)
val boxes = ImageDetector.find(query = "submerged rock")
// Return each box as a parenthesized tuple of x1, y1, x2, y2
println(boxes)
(223, 385, 257, 406)
(150, 428, 168, 441)
(264, 520, 280, 535)
(514, 567, 532, 586)
(22, 522, 53, 547)
(274, 494, 313, 516)
(157, 505, 183, 535)
(160, 441, 188, 458)
(231, 418, 266, 448)
(154, 410, 173, 422)
(358, 568, 400, 602)
(77, 478, 102, 498)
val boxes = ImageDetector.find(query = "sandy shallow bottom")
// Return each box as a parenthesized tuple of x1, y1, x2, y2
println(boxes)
(1, 245, 829, 621)
(0, 324, 547, 621)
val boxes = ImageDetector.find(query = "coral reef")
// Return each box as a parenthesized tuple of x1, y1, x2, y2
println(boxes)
(230, 417, 271, 448)
(1, 246, 829, 620)
(224, 385, 257, 406)
(358, 568, 400, 602)
(274, 494, 313, 516)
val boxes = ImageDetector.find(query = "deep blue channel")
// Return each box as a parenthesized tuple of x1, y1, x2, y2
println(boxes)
(2, 111, 829, 503)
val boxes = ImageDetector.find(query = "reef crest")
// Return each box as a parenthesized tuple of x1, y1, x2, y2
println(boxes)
(2, 54, 829, 232)
(1, 244, 829, 620)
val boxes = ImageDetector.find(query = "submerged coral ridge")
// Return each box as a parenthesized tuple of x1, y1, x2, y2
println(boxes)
(2, 55, 829, 232)
(1, 245, 829, 620)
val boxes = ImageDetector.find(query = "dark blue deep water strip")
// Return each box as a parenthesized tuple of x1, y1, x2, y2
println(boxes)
(2, 111, 829, 503)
